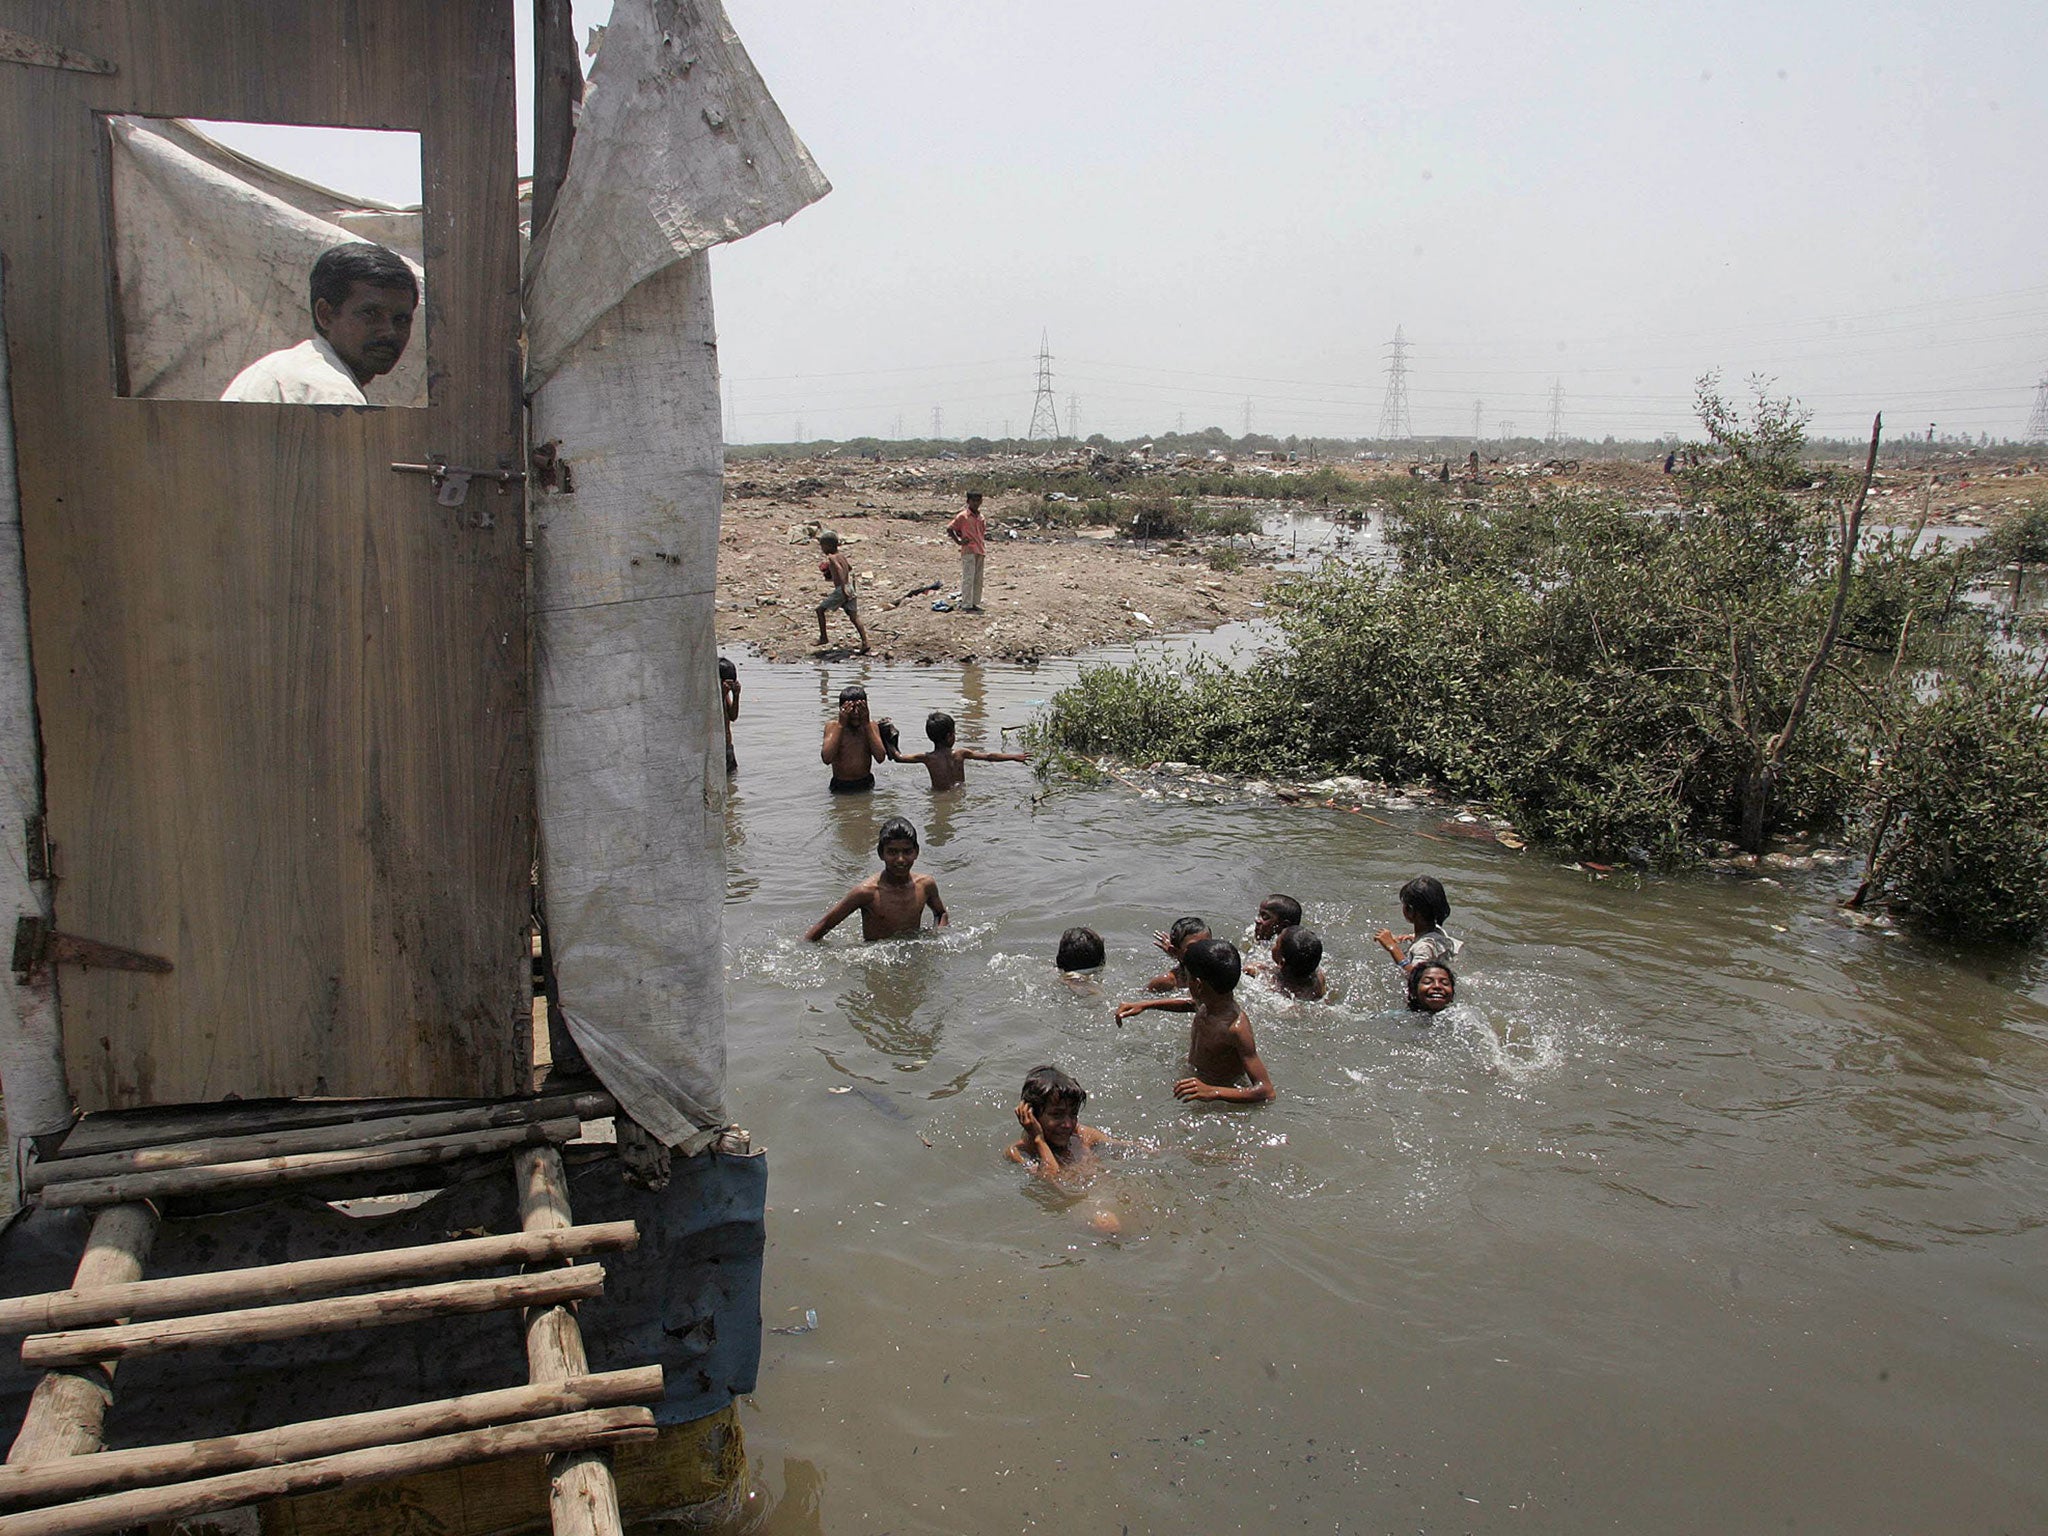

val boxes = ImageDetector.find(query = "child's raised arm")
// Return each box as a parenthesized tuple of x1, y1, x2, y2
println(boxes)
(1114, 996, 1193, 1024)
(961, 749, 1030, 764)
(1373, 928, 1412, 968)
(805, 887, 867, 942)
(923, 876, 949, 928)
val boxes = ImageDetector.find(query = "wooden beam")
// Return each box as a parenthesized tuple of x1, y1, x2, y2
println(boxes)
(516, 1144, 626, 1536)
(26, 1093, 615, 1191)
(531, 0, 583, 233)
(37, 1118, 584, 1208)
(0, 1406, 658, 1536)
(5, 1205, 157, 1466)
(0, 1220, 638, 1335)
(0, 1366, 662, 1510)
(21, 1266, 605, 1369)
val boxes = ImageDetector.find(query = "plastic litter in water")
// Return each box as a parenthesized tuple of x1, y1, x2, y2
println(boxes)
(771, 1308, 819, 1335)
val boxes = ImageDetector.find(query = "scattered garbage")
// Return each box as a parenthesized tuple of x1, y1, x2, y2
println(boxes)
(771, 1308, 820, 1336)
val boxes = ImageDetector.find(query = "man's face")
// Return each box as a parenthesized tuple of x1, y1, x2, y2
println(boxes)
(315, 281, 415, 384)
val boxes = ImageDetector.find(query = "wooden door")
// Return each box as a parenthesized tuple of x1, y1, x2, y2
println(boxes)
(0, 1, 531, 1107)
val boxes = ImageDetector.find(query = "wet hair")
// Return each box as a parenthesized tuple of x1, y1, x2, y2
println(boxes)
(717, 657, 737, 682)
(926, 711, 956, 745)
(818, 530, 840, 551)
(838, 683, 867, 704)
(1168, 915, 1210, 949)
(1406, 961, 1456, 1012)
(309, 242, 416, 327)
(1399, 876, 1451, 930)
(1021, 1064, 1085, 1112)
(1260, 894, 1302, 928)
(1180, 937, 1241, 994)
(876, 815, 919, 854)
(1275, 925, 1322, 978)
(1056, 927, 1104, 971)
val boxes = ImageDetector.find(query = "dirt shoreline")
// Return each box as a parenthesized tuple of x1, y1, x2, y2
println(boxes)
(713, 451, 2037, 664)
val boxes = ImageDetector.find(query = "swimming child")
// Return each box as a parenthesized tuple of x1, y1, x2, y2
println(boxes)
(1374, 875, 1462, 972)
(1056, 927, 1106, 994)
(891, 710, 1030, 791)
(1261, 925, 1327, 1000)
(814, 531, 871, 653)
(820, 683, 892, 794)
(804, 816, 948, 942)
(1406, 961, 1456, 1015)
(1253, 893, 1302, 942)
(718, 657, 741, 773)
(1115, 938, 1276, 1104)
(1006, 1064, 1111, 1182)
(1143, 915, 1210, 993)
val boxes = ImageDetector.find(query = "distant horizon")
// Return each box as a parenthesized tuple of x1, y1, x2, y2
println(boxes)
(203, 0, 2048, 447)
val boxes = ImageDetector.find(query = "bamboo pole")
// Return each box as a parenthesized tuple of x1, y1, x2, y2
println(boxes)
(515, 1144, 626, 1536)
(0, 1220, 638, 1335)
(0, 1406, 658, 1536)
(37, 1118, 583, 1208)
(24, 1092, 615, 1191)
(5, 1204, 157, 1466)
(0, 1366, 662, 1510)
(21, 1266, 606, 1369)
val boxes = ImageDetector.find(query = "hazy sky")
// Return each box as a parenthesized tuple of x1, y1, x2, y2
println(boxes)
(209, 0, 2047, 446)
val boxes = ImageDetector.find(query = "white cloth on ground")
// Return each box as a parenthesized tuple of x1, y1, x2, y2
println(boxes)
(219, 337, 366, 405)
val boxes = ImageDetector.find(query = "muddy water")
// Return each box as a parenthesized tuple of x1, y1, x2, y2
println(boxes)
(713, 631, 2048, 1535)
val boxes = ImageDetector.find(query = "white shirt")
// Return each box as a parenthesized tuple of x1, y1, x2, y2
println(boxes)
(219, 337, 367, 405)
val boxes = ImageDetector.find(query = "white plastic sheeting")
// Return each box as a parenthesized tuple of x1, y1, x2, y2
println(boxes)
(0, 265, 71, 1194)
(528, 0, 827, 1143)
(106, 116, 427, 405)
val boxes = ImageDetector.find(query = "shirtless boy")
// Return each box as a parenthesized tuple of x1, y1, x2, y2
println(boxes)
(820, 684, 891, 794)
(1256, 925, 1328, 1000)
(814, 531, 870, 652)
(804, 816, 948, 942)
(1253, 893, 1302, 943)
(1115, 938, 1276, 1104)
(1142, 915, 1209, 993)
(890, 710, 1030, 791)
(1006, 1065, 1110, 1182)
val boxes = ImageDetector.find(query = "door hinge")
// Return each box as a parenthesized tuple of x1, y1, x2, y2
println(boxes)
(13, 915, 173, 983)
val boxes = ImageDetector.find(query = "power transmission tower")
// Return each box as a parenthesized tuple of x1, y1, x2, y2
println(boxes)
(1067, 394, 1080, 440)
(794, 418, 805, 443)
(931, 406, 942, 440)
(2027, 376, 2048, 443)
(891, 412, 904, 440)
(1027, 330, 1061, 440)
(1546, 379, 1565, 444)
(1242, 397, 1254, 436)
(1472, 400, 1483, 442)
(724, 379, 736, 441)
(1176, 411, 1186, 434)
(1376, 326, 1412, 441)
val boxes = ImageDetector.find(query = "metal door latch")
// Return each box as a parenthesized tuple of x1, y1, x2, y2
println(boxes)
(13, 915, 172, 983)
(391, 459, 526, 523)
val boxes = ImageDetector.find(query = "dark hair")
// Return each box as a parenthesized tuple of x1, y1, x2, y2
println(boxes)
(1056, 927, 1104, 971)
(1181, 937, 1241, 994)
(966, 492, 984, 505)
(818, 531, 840, 551)
(876, 815, 919, 854)
(1275, 925, 1322, 978)
(838, 683, 867, 704)
(1399, 876, 1451, 930)
(1021, 1064, 1085, 1112)
(926, 711, 956, 745)
(717, 657, 737, 682)
(1168, 915, 1210, 949)
(1260, 894, 1302, 928)
(1406, 961, 1456, 1011)
(309, 242, 416, 327)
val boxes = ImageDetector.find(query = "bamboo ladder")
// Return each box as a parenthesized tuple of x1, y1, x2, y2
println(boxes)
(0, 1090, 657, 1536)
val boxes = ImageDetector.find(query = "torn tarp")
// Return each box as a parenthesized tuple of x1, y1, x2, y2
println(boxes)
(527, 0, 827, 1144)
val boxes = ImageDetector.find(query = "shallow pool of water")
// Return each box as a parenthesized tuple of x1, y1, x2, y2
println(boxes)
(711, 635, 2048, 1534)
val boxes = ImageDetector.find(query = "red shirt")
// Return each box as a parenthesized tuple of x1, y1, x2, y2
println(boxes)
(947, 508, 987, 556)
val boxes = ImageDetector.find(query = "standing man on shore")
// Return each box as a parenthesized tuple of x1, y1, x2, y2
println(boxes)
(947, 492, 988, 613)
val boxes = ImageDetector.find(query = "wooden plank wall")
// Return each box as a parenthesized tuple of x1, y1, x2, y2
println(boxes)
(0, 0, 531, 1106)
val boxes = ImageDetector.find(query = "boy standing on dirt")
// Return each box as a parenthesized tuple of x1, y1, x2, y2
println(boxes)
(946, 492, 988, 612)
(1116, 938, 1275, 1103)
(815, 531, 870, 652)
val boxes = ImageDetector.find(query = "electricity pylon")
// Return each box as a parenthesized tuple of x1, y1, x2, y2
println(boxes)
(2027, 376, 2048, 443)
(1376, 327, 1411, 440)
(1546, 379, 1565, 444)
(1027, 331, 1061, 440)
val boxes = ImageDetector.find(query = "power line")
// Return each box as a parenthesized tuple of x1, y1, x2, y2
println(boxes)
(1027, 331, 1061, 440)
(1377, 326, 1412, 441)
